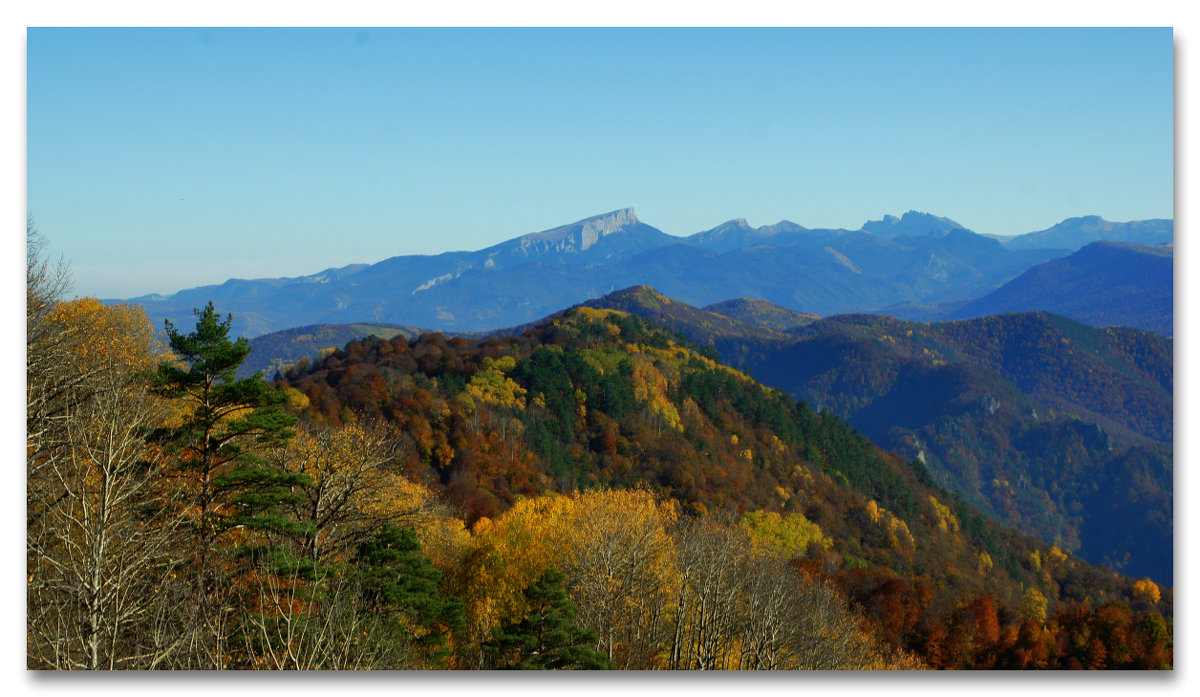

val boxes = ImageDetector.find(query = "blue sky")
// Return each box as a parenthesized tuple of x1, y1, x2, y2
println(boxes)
(27, 27, 1174, 299)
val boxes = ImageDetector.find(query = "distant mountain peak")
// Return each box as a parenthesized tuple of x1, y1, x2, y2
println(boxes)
(518, 207, 640, 252)
(861, 214, 901, 234)
(861, 211, 965, 238)
(608, 284, 672, 303)
(703, 218, 756, 234)
(898, 210, 966, 228)
(1003, 215, 1173, 251)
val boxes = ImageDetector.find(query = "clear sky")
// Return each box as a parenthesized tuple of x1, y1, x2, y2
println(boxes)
(27, 27, 1174, 299)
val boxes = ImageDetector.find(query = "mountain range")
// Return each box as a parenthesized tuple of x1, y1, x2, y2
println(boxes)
(118, 208, 1172, 339)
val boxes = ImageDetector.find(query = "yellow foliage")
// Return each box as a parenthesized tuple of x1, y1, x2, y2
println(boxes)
(48, 298, 160, 375)
(1048, 546, 1069, 564)
(572, 306, 627, 323)
(631, 360, 682, 431)
(579, 347, 626, 375)
(1019, 587, 1048, 625)
(978, 551, 994, 575)
(282, 386, 310, 410)
(1132, 578, 1162, 604)
(281, 424, 451, 563)
(466, 356, 527, 410)
(885, 515, 915, 553)
(865, 500, 914, 553)
(457, 488, 679, 645)
(865, 500, 882, 524)
(739, 510, 833, 559)
(928, 495, 960, 533)
(575, 388, 587, 420)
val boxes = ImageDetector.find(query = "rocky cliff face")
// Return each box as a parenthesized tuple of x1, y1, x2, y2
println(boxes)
(507, 207, 640, 255)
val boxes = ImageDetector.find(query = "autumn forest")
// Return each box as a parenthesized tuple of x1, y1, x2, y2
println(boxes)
(25, 224, 1172, 671)
(26, 20, 1186, 679)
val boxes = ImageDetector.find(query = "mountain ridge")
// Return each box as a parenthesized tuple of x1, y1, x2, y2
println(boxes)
(1002, 216, 1173, 251)
(882, 241, 1174, 336)
(114, 208, 1170, 338)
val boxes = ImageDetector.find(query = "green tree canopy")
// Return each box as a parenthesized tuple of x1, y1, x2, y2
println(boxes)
(484, 568, 616, 670)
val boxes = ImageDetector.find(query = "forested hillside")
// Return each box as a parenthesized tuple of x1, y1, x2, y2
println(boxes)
(273, 305, 1170, 668)
(578, 288, 1173, 585)
(704, 297, 821, 332)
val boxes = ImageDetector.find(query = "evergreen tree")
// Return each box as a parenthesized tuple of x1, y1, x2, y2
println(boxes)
(155, 302, 304, 538)
(484, 569, 616, 670)
(355, 524, 465, 667)
(153, 302, 304, 665)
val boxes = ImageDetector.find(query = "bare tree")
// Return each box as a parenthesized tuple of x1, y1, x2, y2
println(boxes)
(26, 283, 190, 668)
(27, 370, 188, 669)
(668, 517, 746, 669)
(236, 560, 414, 670)
(26, 218, 79, 467)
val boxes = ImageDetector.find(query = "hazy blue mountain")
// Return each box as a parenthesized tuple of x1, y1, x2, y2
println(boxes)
(681, 218, 823, 253)
(860, 210, 967, 238)
(682, 218, 784, 253)
(123, 209, 676, 337)
(471, 207, 677, 267)
(119, 208, 1166, 339)
(683, 210, 969, 252)
(598, 226, 1065, 319)
(883, 241, 1174, 336)
(949, 241, 1174, 335)
(1001, 215, 1173, 251)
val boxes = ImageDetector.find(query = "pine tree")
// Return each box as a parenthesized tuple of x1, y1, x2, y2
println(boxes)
(355, 524, 465, 667)
(153, 302, 304, 666)
(483, 569, 616, 670)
